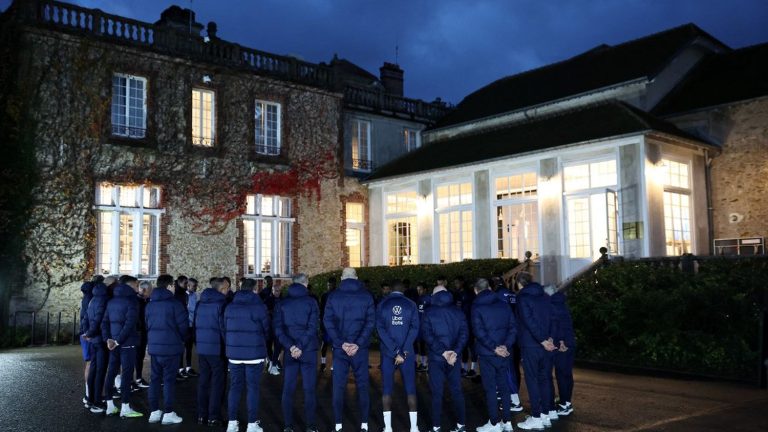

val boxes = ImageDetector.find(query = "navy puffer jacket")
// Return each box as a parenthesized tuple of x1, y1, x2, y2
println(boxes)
(101, 283, 140, 347)
(224, 290, 270, 361)
(421, 290, 468, 363)
(376, 292, 420, 358)
(146, 287, 188, 356)
(79, 282, 94, 335)
(471, 289, 517, 356)
(550, 291, 576, 347)
(322, 278, 375, 349)
(85, 283, 108, 343)
(194, 288, 227, 356)
(516, 282, 552, 348)
(274, 283, 319, 353)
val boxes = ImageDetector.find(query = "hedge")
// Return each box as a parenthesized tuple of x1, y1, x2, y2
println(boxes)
(308, 258, 520, 297)
(568, 257, 768, 381)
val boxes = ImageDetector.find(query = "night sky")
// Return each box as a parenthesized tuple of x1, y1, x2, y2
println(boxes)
(3, 0, 767, 103)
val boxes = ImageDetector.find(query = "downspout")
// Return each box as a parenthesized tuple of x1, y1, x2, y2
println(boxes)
(704, 149, 714, 255)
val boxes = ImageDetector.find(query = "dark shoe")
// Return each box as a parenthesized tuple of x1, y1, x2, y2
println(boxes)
(186, 368, 200, 377)
(135, 378, 150, 388)
(208, 419, 224, 426)
(306, 426, 319, 432)
(89, 403, 106, 414)
(283, 427, 294, 432)
(198, 417, 207, 425)
(466, 369, 477, 378)
(131, 383, 141, 392)
(460, 368, 467, 377)
(176, 372, 187, 381)
(319, 363, 326, 372)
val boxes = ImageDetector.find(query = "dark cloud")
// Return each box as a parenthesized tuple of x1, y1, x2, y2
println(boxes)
(2, 0, 767, 103)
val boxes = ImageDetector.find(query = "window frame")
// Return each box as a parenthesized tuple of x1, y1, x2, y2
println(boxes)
(111, 73, 148, 140)
(94, 183, 163, 277)
(345, 202, 366, 267)
(242, 194, 295, 277)
(254, 100, 282, 156)
(190, 87, 217, 147)
(404, 128, 420, 152)
(660, 157, 694, 256)
(351, 119, 373, 172)
(384, 189, 419, 266)
(433, 180, 475, 263)
(492, 170, 541, 261)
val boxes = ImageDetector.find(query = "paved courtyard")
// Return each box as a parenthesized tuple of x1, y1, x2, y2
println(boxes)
(0, 346, 766, 432)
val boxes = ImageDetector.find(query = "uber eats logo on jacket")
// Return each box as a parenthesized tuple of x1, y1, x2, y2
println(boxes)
(391, 305, 403, 326)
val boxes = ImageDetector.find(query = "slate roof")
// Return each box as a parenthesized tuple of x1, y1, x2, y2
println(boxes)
(366, 101, 710, 182)
(432, 24, 727, 130)
(653, 42, 768, 116)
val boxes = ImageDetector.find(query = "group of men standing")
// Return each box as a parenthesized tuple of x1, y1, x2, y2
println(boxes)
(77, 267, 575, 432)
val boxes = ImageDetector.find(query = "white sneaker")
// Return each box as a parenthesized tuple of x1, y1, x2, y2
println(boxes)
(120, 405, 143, 418)
(105, 400, 119, 416)
(516, 416, 544, 431)
(547, 410, 558, 421)
(557, 402, 573, 416)
(476, 421, 501, 432)
(161, 412, 183, 424)
(540, 414, 551, 428)
(501, 421, 513, 432)
(246, 421, 263, 432)
(227, 420, 239, 432)
(268, 364, 280, 376)
(148, 410, 162, 423)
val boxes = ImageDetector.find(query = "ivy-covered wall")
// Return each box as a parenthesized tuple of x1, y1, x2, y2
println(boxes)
(2, 23, 365, 316)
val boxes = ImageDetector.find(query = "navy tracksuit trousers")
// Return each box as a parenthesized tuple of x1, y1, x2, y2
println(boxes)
(332, 348, 369, 425)
(542, 351, 555, 413)
(520, 346, 548, 417)
(554, 348, 575, 404)
(428, 359, 466, 429)
(228, 362, 263, 423)
(104, 345, 136, 404)
(282, 351, 318, 427)
(479, 355, 512, 423)
(87, 342, 108, 404)
(149, 354, 179, 413)
(197, 354, 225, 421)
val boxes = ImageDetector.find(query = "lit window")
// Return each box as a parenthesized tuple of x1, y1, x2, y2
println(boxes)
(386, 191, 418, 214)
(495, 171, 539, 260)
(385, 191, 418, 265)
(436, 182, 473, 263)
(95, 182, 161, 276)
(404, 128, 419, 152)
(243, 194, 293, 275)
(346, 203, 365, 267)
(351, 120, 372, 172)
(255, 101, 281, 155)
(564, 160, 617, 192)
(192, 88, 215, 146)
(495, 172, 537, 200)
(111, 74, 147, 138)
(436, 182, 472, 209)
(661, 159, 692, 255)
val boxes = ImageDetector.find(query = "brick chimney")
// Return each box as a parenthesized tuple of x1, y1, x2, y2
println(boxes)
(155, 5, 204, 36)
(379, 62, 404, 97)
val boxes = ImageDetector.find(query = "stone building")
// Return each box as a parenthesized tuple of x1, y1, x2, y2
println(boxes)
(364, 24, 768, 283)
(0, 0, 448, 319)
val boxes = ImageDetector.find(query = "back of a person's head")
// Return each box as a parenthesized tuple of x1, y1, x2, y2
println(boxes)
(118, 275, 137, 285)
(209, 277, 218, 286)
(92, 275, 105, 284)
(474, 278, 490, 292)
(240, 278, 257, 292)
(210, 277, 223, 291)
(292, 273, 309, 286)
(391, 280, 404, 293)
(341, 267, 357, 280)
(156, 274, 174, 289)
(516, 271, 533, 287)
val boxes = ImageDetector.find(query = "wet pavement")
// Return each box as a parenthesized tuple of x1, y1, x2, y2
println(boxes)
(0, 345, 766, 432)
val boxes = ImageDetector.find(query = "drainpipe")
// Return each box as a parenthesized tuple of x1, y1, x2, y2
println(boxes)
(704, 149, 714, 255)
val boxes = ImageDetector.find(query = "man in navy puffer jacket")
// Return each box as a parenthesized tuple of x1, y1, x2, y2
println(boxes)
(194, 277, 228, 426)
(84, 280, 108, 413)
(323, 267, 375, 432)
(102, 275, 142, 418)
(78, 277, 95, 406)
(471, 278, 517, 432)
(515, 272, 557, 431)
(274, 273, 320, 432)
(376, 280, 420, 432)
(421, 287, 468, 432)
(224, 278, 270, 432)
(146, 274, 188, 425)
(550, 290, 575, 416)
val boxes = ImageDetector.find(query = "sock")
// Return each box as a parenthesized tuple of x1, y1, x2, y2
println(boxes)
(85, 386, 89, 397)
(409, 411, 418, 430)
(361, 423, 368, 431)
(106, 400, 115, 411)
(321, 357, 327, 365)
(511, 393, 520, 405)
(470, 361, 476, 371)
(335, 423, 342, 431)
(383, 411, 392, 430)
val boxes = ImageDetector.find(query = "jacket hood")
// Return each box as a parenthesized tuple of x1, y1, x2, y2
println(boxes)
(80, 282, 93, 294)
(91, 283, 108, 297)
(150, 287, 175, 301)
(338, 278, 363, 292)
(431, 290, 454, 306)
(287, 283, 308, 298)
(114, 283, 136, 298)
(473, 289, 497, 305)
(518, 282, 544, 298)
(233, 290, 261, 305)
(550, 291, 566, 304)
(200, 287, 226, 303)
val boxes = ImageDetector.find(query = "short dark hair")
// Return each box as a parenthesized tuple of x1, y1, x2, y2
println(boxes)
(241, 278, 257, 291)
(436, 275, 447, 283)
(391, 280, 405, 292)
(210, 277, 223, 290)
(92, 275, 105, 283)
(118, 275, 138, 284)
(156, 274, 174, 289)
(188, 278, 198, 285)
(209, 277, 218, 285)
(222, 276, 232, 286)
(264, 275, 273, 282)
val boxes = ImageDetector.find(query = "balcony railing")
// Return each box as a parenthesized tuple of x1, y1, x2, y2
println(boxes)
(351, 158, 374, 172)
(344, 85, 451, 121)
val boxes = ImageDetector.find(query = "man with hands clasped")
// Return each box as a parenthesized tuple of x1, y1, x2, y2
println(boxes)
(274, 273, 320, 432)
(376, 280, 420, 432)
(421, 282, 469, 432)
